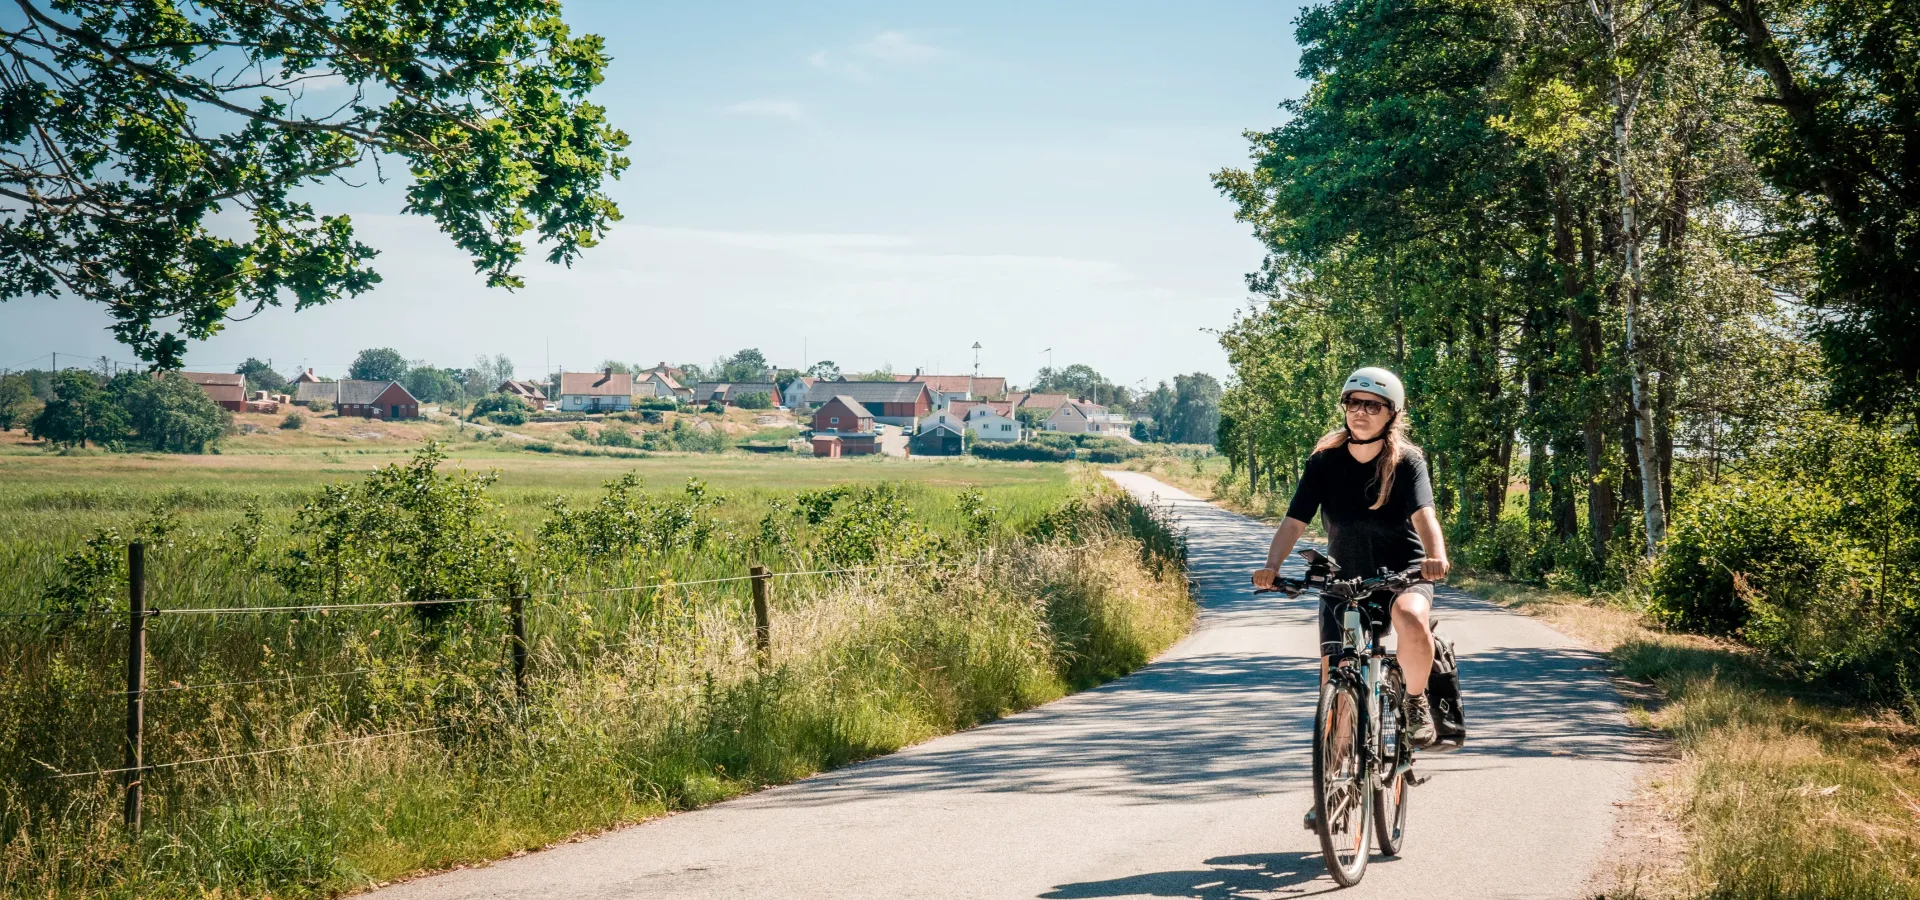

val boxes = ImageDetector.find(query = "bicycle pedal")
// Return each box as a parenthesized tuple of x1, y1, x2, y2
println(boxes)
(1409, 771, 1431, 786)
(1302, 809, 1319, 832)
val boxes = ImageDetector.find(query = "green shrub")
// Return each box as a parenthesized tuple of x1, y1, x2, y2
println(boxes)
(567, 424, 591, 442)
(704, 400, 725, 415)
(488, 409, 527, 426)
(279, 412, 304, 430)
(636, 398, 677, 411)
(476, 393, 537, 420)
(734, 391, 772, 410)
(595, 426, 637, 448)
(1650, 414, 1920, 702)
(276, 443, 522, 621)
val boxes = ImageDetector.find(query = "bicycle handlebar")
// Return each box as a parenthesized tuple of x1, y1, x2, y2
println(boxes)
(1254, 563, 1428, 597)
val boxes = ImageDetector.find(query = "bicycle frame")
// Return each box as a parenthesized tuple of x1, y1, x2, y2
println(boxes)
(1267, 550, 1426, 789)
(1325, 592, 1413, 787)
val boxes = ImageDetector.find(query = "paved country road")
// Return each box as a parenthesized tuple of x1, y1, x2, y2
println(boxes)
(370, 472, 1657, 900)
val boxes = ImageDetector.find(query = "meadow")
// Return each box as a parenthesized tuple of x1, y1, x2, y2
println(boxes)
(0, 445, 1190, 898)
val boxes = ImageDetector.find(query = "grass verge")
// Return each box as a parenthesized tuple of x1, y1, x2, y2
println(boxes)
(1452, 574, 1920, 900)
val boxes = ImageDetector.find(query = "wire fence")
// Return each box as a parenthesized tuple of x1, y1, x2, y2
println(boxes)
(19, 549, 953, 803)
(45, 727, 452, 780)
(131, 663, 430, 696)
(3, 561, 945, 621)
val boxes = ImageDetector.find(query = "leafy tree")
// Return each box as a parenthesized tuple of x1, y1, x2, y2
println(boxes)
(1214, 0, 1806, 579)
(596, 360, 633, 374)
(123, 373, 229, 453)
(28, 370, 125, 447)
(1170, 374, 1222, 444)
(349, 348, 409, 382)
(0, 373, 37, 431)
(1140, 383, 1177, 442)
(1696, 0, 1920, 418)
(807, 361, 841, 380)
(715, 348, 770, 382)
(462, 354, 516, 396)
(405, 366, 461, 404)
(235, 358, 288, 395)
(0, 1, 630, 368)
(1014, 406, 1050, 431)
(1031, 364, 1131, 408)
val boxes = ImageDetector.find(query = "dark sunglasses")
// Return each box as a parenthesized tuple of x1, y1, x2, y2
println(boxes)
(1341, 397, 1391, 415)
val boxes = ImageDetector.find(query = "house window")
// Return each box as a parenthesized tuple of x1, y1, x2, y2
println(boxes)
(830, 416, 839, 425)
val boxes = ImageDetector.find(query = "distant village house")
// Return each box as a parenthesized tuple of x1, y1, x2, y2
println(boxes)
(294, 380, 420, 419)
(559, 369, 633, 412)
(496, 379, 548, 407)
(177, 372, 246, 411)
(1044, 399, 1130, 435)
(804, 380, 933, 426)
(690, 382, 784, 408)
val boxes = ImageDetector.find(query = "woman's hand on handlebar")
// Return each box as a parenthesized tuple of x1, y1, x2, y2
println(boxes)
(1421, 556, 1451, 582)
(1252, 568, 1298, 595)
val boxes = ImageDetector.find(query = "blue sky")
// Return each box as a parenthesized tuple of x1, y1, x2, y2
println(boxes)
(2, 1, 1308, 388)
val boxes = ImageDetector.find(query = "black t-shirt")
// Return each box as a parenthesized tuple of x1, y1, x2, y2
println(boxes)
(1284, 445, 1435, 577)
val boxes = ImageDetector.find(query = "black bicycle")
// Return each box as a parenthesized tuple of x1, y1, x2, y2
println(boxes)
(1258, 549, 1428, 886)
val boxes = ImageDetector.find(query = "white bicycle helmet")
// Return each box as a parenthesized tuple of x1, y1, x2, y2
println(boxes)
(1341, 367, 1405, 411)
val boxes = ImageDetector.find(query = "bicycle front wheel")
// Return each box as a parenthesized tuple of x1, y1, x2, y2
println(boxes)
(1313, 676, 1372, 886)
(1374, 664, 1411, 856)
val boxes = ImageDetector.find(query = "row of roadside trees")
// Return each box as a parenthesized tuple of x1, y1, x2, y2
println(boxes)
(1214, 0, 1917, 702)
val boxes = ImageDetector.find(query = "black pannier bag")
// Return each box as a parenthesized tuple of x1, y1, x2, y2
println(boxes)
(1425, 626, 1467, 750)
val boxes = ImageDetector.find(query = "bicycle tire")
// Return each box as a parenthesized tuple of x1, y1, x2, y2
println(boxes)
(1374, 664, 1411, 856)
(1313, 676, 1372, 885)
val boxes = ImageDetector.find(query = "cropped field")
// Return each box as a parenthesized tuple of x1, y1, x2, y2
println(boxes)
(0, 446, 1186, 898)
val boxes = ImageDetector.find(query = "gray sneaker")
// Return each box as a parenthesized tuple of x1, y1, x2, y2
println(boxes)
(1403, 692, 1437, 748)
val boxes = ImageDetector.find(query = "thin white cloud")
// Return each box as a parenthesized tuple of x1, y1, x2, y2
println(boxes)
(809, 30, 947, 79)
(722, 99, 805, 121)
(855, 31, 944, 64)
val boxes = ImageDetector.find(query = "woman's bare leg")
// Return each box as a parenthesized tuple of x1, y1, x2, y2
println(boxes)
(1392, 589, 1433, 694)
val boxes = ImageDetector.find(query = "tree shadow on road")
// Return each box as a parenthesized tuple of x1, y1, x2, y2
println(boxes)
(1039, 851, 1358, 898)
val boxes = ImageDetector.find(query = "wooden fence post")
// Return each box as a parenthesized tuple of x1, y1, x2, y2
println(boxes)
(124, 542, 146, 835)
(510, 580, 528, 701)
(749, 565, 772, 659)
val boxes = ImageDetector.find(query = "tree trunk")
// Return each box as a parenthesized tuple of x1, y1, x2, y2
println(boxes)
(1247, 424, 1258, 495)
(1593, 0, 1668, 555)
(1552, 441, 1581, 542)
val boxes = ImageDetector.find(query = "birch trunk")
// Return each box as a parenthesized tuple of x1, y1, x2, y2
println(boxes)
(1592, 0, 1668, 556)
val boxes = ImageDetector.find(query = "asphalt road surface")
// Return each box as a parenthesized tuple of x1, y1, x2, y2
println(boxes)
(371, 472, 1654, 899)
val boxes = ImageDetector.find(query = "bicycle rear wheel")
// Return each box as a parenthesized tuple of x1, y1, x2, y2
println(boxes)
(1374, 664, 1411, 856)
(1313, 676, 1372, 885)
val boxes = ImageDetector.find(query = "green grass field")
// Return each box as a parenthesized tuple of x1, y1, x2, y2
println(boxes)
(0, 445, 1189, 899)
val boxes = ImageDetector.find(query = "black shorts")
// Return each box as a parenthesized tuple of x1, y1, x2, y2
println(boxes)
(1319, 582, 1433, 657)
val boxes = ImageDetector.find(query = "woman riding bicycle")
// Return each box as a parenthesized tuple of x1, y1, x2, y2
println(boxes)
(1250, 367, 1451, 747)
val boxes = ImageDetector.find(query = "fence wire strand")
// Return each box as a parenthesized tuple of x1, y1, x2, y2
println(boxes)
(46, 726, 451, 779)
(533, 560, 943, 600)
(156, 597, 494, 616)
(132, 663, 430, 696)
